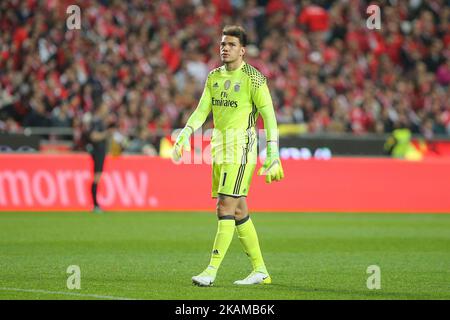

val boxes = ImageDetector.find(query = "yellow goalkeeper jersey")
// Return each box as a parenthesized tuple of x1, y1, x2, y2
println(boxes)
(186, 61, 276, 164)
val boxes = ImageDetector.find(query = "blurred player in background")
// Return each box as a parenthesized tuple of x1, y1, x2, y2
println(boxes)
(173, 26, 284, 286)
(88, 100, 114, 213)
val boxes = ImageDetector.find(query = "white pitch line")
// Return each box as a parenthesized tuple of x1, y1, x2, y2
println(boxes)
(0, 287, 137, 300)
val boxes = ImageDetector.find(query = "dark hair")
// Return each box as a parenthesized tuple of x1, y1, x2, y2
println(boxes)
(222, 25, 248, 47)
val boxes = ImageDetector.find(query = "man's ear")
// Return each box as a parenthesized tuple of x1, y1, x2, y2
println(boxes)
(241, 47, 245, 57)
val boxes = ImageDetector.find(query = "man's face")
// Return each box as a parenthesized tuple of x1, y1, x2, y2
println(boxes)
(220, 35, 245, 63)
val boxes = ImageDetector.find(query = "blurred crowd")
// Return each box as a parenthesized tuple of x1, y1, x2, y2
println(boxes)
(0, 0, 449, 153)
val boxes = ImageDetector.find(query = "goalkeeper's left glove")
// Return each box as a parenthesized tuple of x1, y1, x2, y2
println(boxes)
(258, 141, 284, 183)
(172, 126, 193, 161)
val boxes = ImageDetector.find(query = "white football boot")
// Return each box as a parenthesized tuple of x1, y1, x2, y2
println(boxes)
(192, 266, 216, 287)
(234, 271, 272, 285)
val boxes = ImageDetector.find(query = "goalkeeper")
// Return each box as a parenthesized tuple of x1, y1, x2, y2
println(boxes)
(173, 25, 284, 286)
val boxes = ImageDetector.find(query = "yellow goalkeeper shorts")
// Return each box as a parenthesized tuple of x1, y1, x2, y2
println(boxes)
(211, 132, 257, 198)
(211, 162, 257, 198)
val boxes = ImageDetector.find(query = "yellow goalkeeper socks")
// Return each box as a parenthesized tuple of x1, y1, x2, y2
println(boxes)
(208, 216, 235, 273)
(236, 216, 268, 274)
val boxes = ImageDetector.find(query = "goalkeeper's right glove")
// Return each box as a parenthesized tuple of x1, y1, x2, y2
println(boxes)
(257, 141, 284, 183)
(172, 126, 193, 161)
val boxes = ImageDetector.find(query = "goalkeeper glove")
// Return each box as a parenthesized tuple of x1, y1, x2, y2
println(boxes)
(172, 126, 193, 161)
(258, 141, 284, 183)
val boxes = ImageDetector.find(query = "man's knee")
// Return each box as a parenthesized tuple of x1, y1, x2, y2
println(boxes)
(235, 206, 248, 221)
(216, 195, 238, 218)
(216, 201, 234, 217)
(235, 206, 242, 217)
(234, 197, 248, 221)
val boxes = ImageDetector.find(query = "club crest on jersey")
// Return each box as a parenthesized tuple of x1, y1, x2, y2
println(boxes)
(224, 80, 231, 90)
(234, 83, 240, 92)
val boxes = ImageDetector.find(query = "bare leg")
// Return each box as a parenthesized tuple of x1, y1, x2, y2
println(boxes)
(216, 194, 240, 219)
(235, 197, 249, 222)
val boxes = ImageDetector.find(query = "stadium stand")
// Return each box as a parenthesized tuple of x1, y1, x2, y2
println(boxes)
(0, 0, 448, 153)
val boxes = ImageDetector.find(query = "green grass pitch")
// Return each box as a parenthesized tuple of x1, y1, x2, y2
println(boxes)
(0, 211, 449, 300)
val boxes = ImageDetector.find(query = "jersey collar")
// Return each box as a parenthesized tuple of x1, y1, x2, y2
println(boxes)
(222, 61, 245, 74)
